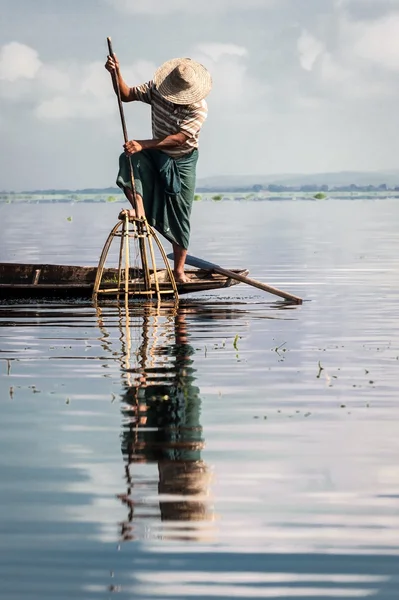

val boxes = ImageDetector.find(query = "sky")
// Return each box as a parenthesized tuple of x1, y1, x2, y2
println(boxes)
(1, 0, 399, 190)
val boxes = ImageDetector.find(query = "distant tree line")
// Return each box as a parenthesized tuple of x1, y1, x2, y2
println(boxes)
(197, 183, 399, 193)
(2, 182, 399, 198)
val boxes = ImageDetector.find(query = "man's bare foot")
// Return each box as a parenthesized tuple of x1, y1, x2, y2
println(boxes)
(118, 208, 136, 221)
(174, 271, 190, 284)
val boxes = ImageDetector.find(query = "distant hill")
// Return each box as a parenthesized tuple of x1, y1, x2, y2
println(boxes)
(196, 170, 399, 189)
(3, 170, 399, 195)
(17, 187, 120, 195)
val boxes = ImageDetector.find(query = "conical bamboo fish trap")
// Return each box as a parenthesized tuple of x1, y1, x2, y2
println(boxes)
(92, 213, 178, 301)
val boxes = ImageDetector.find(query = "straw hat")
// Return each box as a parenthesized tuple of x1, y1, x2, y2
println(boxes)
(153, 58, 212, 105)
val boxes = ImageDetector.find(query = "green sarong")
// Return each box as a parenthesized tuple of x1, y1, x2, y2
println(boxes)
(116, 148, 198, 250)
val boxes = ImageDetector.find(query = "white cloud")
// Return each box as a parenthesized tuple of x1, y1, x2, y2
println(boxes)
(196, 43, 248, 62)
(0, 39, 263, 121)
(106, 0, 273, 14)
(192, 43, 267, 115)
(0, 42, 42, 81)
(35, 96, 73, 120)
(319, 53, 353, 85)
(295, 8, 399, 102)
(0, 42, 154, 121)
(335, 0, 399, 6)
(351, 13, 399, 70)
(35, 62, 115, 120)
(313, 47, 395, 101)
(297, 31, 324, 71)
(119, 59, 157, 86)
(80, 61, 111, 98)
(38, 64, 70, 92)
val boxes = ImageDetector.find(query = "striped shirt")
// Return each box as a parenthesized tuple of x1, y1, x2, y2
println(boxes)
(132, 81, 208, 158)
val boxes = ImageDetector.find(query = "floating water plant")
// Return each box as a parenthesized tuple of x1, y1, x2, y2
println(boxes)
(233, 334, 241, 350)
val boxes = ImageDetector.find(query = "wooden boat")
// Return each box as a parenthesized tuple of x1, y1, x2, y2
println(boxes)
(0, 262, 249, 300)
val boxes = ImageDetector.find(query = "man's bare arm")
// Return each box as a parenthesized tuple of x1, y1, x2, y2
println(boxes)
(124, 133, 189, 154)
(104, 55, 136, 102)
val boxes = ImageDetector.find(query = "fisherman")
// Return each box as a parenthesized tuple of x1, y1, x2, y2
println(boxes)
(105, 53, 212, 283)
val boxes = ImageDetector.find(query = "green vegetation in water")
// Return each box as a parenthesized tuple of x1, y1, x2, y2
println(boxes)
(194, 194, 202, 202)
(107, 196, 117, 203)
(314, 192, 327, 200)
(233, 334, 241, 350)
(212, 194, 223, 202)
(66, 216, 72, 222)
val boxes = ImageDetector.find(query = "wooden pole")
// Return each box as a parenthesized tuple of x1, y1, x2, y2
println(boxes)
(107, 36, 151, 290)
(106, 37, 137, 212)
(171, 254, 303, 304)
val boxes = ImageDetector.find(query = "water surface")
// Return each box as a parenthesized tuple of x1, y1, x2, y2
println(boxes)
(1, 199, 399, 598)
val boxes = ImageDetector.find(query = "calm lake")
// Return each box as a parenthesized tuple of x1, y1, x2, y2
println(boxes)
(1, 199, 399, 599)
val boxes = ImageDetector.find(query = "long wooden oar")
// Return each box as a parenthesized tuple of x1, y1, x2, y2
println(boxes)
(168, 253, 303, 304)
(107, 37, 136, 207)
(106, 36, 151, 289)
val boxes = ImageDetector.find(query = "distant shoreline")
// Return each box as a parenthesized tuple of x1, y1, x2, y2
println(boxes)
(1, 191, 399, 203)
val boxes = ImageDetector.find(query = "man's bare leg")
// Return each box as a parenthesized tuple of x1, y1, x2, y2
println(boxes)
(118, 191, 187, 282)
(172, 242, 189, 283)
(118, 188, 145, 220)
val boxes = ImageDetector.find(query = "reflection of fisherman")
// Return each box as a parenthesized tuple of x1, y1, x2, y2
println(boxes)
(119, 309, 213, 538)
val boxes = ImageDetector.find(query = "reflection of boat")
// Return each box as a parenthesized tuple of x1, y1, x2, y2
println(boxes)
(0, 262, 249, 299)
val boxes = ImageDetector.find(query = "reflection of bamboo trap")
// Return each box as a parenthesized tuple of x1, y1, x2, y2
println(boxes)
(92, 37, 178, 303)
